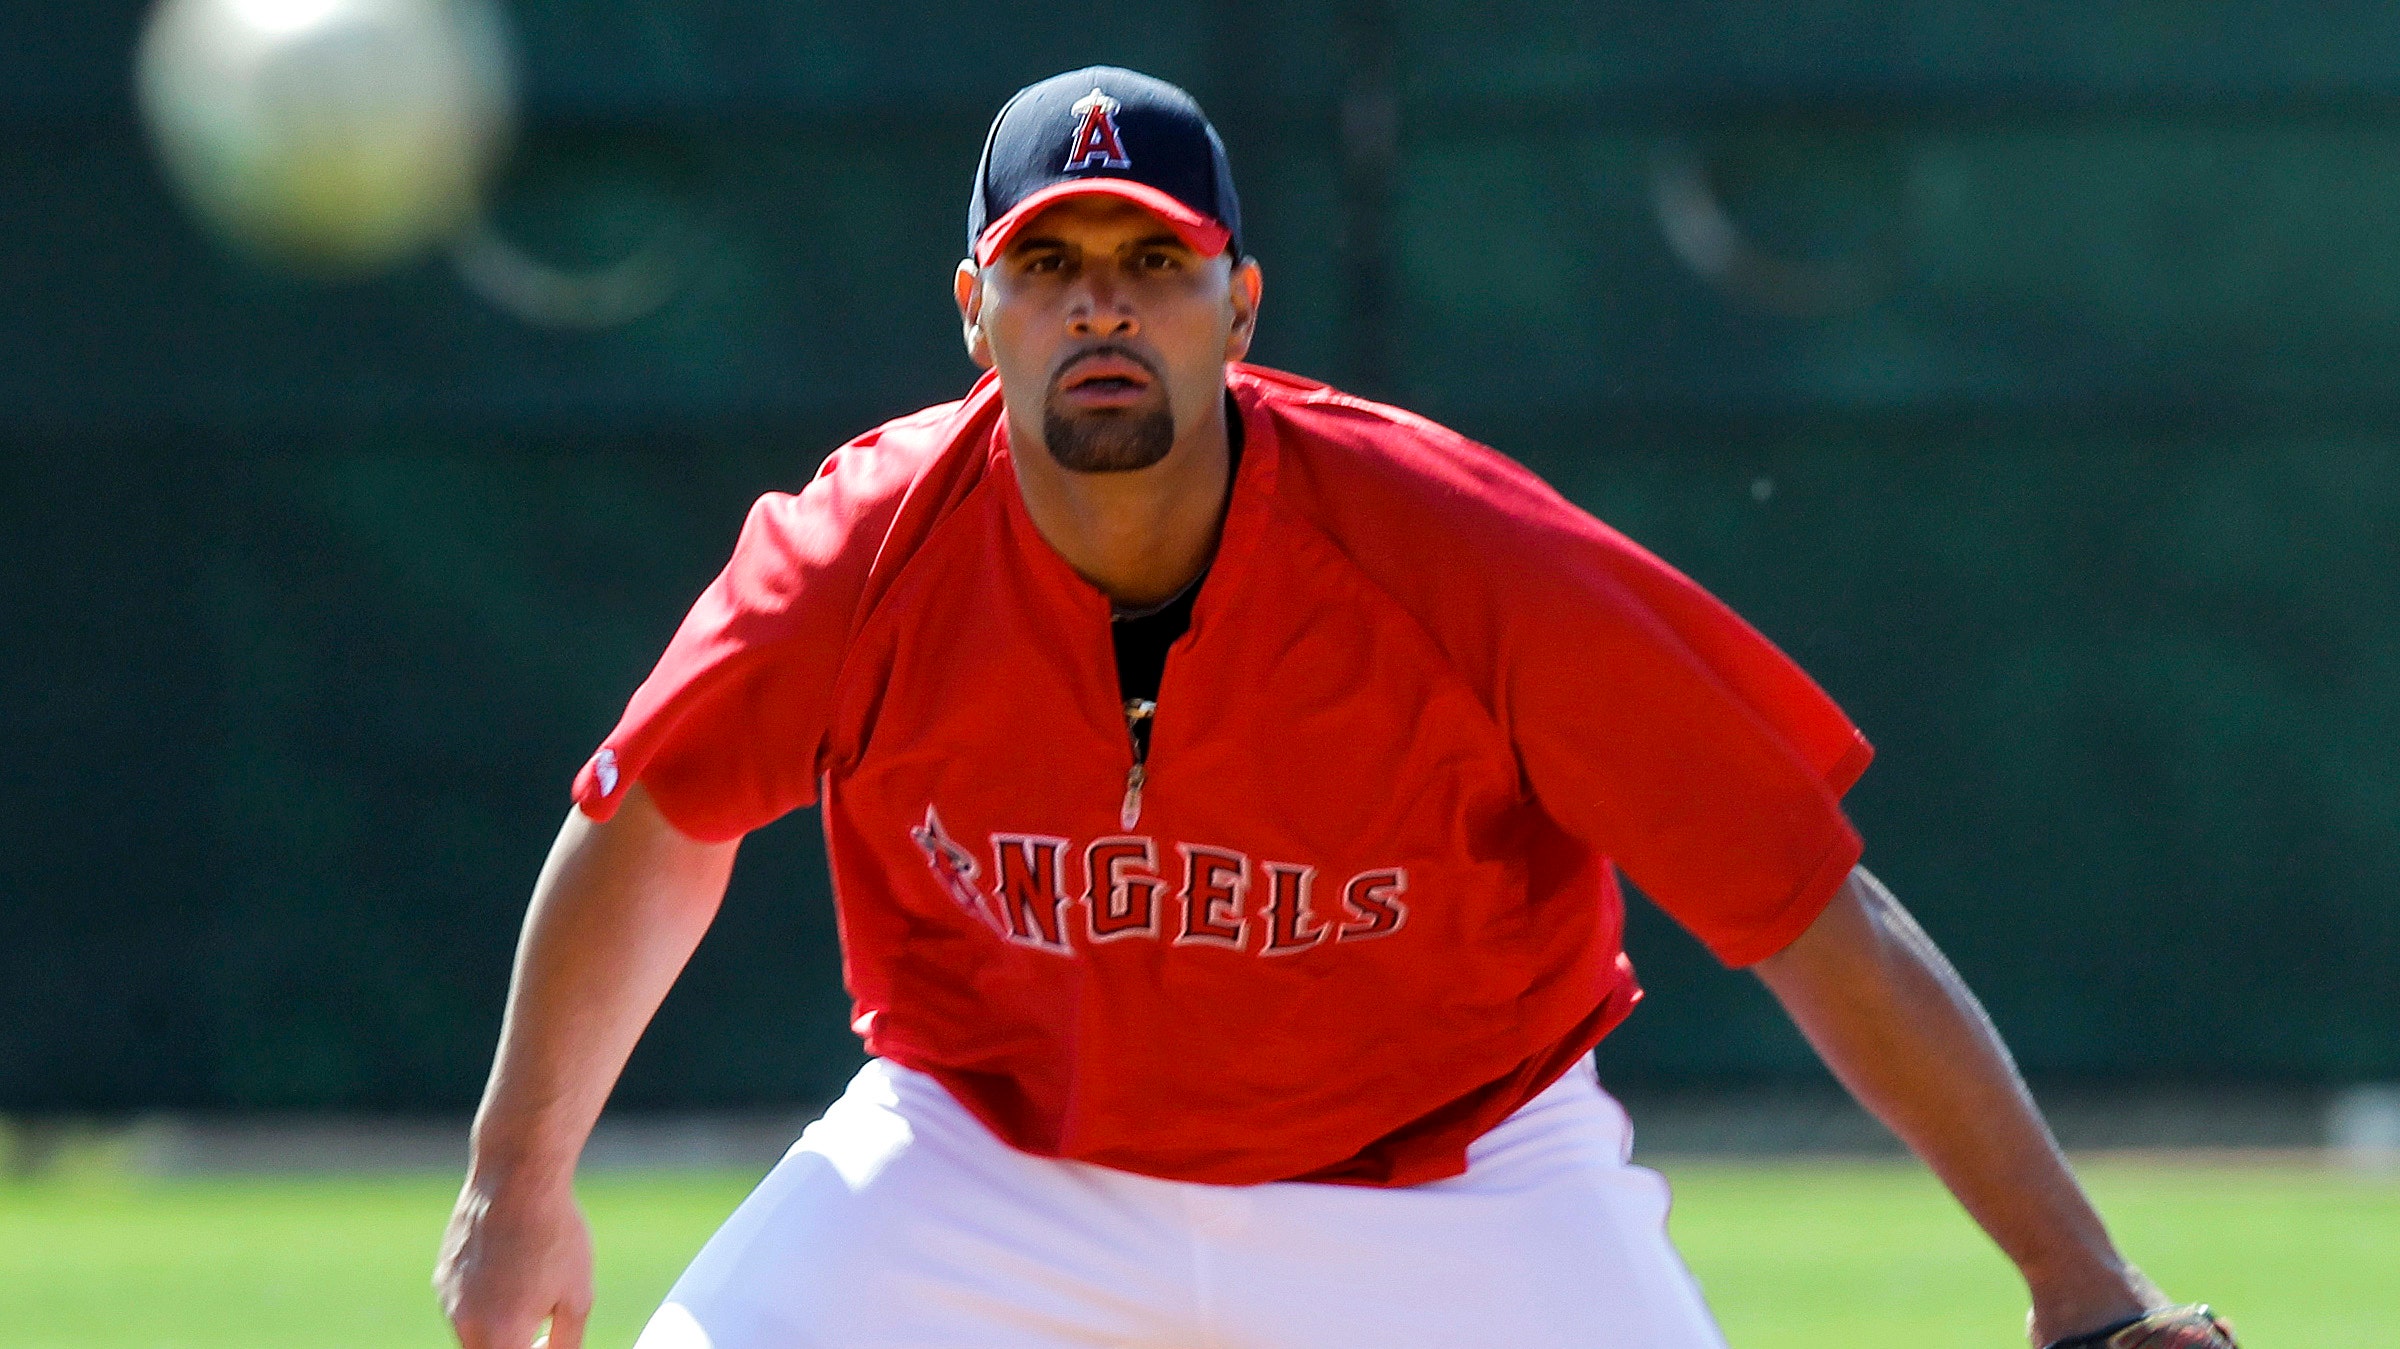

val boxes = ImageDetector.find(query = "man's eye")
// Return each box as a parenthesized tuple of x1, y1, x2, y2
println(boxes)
(1137, 251, 1180, 272)
(1021, 253, 1067, 274)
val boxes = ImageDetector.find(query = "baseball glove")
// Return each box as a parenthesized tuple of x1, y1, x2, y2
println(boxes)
(2042, 1304, 2238, 1349)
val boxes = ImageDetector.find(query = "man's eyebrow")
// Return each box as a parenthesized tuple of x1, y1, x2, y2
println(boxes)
(1126, 233, 1191, 252)
(1007, 234, 1072, 256)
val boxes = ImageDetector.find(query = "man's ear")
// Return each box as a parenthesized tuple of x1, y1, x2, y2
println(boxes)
(955, 260, 994, 369)
(1224, 256, 1264, 363)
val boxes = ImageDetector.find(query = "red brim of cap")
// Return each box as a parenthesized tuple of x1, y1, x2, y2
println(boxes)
(974, 179, 1233, 266)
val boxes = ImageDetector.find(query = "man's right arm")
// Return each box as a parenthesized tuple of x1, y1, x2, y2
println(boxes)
(435, 784, 740, 1349)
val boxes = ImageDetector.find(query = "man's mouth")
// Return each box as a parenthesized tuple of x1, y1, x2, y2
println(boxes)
(1055, 351, 1157, 409)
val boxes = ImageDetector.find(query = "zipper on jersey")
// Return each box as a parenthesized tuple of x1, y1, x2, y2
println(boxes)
(1120, 697, 1157, 829)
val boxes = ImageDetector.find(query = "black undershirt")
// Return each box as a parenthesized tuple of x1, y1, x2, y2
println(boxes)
(1109, 393, 1243, 759)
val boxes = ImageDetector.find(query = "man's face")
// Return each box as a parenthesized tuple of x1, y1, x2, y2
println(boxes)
(957, 196, 1259, 474)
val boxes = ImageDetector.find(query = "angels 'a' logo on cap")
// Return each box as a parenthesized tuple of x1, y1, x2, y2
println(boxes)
(1063, 89, 1132, 171)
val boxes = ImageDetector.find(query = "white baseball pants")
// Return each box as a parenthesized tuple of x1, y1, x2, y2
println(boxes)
(632, 1057, 1728, 1349)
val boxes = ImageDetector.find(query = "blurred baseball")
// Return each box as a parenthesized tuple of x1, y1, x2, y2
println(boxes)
(135, 0, 516, 273)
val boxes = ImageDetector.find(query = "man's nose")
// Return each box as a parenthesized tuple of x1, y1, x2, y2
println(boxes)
(1067, 272, 1138, 338)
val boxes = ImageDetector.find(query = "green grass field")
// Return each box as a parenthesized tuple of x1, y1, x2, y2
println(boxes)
(1, 1157, 2388, 1347)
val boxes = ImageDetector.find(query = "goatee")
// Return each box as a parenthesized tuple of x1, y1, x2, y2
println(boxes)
(1040, 344, 1177, 473)
(1041, 402, 1177, 473)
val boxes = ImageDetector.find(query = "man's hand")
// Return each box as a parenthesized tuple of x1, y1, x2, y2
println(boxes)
(436, 1170, 596, 1349)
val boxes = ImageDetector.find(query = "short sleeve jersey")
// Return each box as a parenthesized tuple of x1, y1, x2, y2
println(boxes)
(575, 365, 1872, 1187)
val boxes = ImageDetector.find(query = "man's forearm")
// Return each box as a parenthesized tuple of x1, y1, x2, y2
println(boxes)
(469, 784, 739, 1181)
(1752, 866, 2154, 1341)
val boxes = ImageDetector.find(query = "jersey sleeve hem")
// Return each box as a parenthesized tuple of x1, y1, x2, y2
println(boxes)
(571, 763, 756, 843)
(1825, 731, 1875, 796)
(1707, 825, 1864, 968)
(571, 753, 621, 822)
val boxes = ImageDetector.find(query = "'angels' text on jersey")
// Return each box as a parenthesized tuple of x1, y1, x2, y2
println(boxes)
(910, 805, 1407, 958)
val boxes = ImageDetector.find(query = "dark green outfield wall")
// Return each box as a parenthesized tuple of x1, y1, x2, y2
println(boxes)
(5, 2, 2398, 1108)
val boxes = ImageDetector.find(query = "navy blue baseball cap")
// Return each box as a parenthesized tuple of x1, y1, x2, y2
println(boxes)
(968, 66, 1242, 267)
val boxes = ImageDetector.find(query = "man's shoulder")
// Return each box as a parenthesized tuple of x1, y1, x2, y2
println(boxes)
(1234, 364, 1708, 669)
(1233, 364, 1598, 554)
(745, 376, 1005, 552)
(822, 378, 999, 497)
(849, 386, 990, 458)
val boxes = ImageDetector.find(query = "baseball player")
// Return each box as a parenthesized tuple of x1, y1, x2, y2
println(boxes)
(436, 67, 2238, 1349)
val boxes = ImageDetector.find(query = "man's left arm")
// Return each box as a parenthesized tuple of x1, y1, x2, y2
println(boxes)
(1750, 864, 2167, 1345)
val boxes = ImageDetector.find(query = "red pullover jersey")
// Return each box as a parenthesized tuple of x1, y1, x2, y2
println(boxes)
(573, 364, 1871, 1187)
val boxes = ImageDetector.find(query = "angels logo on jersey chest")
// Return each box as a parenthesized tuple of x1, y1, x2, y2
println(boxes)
(910, 805, 1407, 959)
